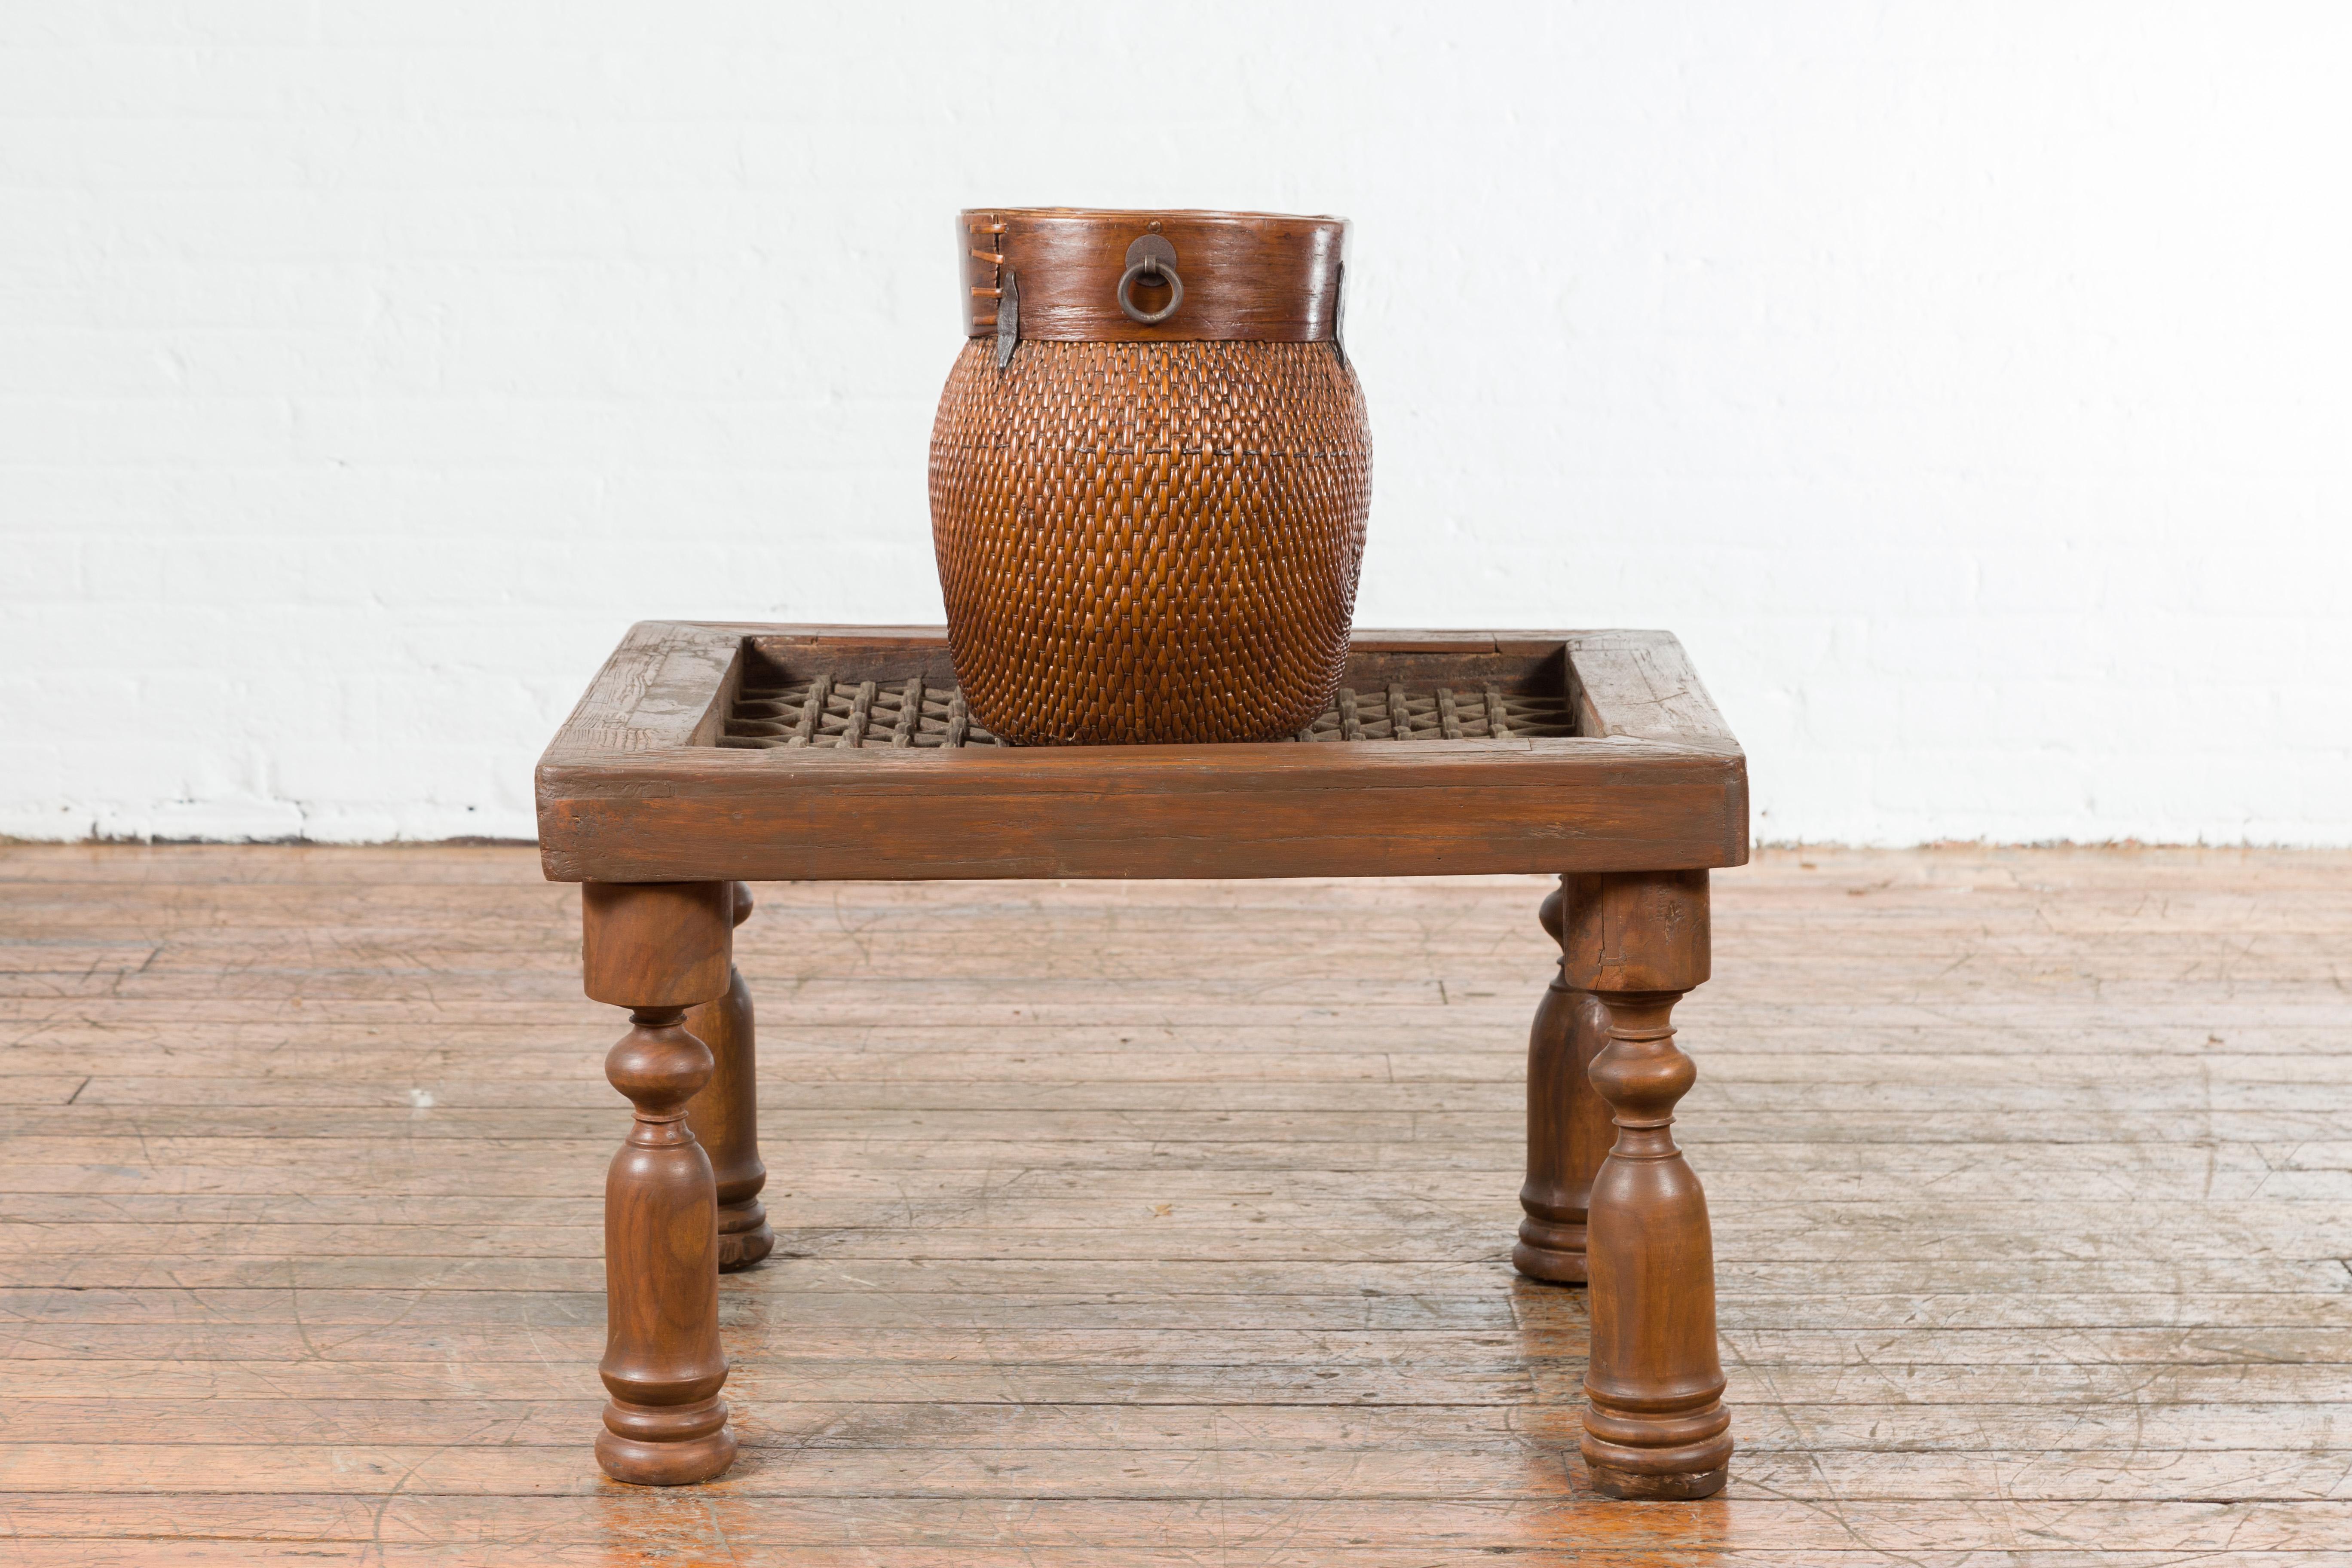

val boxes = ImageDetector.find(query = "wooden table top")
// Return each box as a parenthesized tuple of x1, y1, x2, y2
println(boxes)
(535, 625, 1748, 884)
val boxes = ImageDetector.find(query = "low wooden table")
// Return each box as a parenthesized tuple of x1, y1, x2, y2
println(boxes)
(536, 623, 1750, 1499)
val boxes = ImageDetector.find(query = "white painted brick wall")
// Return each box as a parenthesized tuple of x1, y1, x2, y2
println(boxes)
(5, 2, 2348, 845)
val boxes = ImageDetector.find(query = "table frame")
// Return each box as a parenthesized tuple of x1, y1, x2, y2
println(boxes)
(537, 623, 1748, 1499)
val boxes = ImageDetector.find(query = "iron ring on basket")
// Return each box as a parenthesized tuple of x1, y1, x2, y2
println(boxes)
(1116, 257, 1183, 325)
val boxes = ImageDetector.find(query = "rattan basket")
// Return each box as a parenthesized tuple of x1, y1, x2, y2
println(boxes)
(929, 208, 1372, 745)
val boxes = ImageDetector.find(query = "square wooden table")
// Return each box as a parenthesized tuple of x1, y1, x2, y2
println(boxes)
(536, 623, 1749, 1499)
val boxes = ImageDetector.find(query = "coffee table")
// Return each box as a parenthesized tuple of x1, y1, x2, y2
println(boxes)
(536, 623, 1749, 1498)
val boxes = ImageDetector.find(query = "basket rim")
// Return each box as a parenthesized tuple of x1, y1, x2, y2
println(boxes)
(960, 206, 1346, 225)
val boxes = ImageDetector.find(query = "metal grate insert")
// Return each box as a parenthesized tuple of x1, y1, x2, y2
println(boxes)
(721, 676, 1575, 750)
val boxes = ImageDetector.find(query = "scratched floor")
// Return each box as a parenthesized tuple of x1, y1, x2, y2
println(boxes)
(2, 845, 2349, 1565)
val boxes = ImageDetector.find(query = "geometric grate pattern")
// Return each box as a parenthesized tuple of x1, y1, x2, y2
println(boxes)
(722, 673, 1575, 750)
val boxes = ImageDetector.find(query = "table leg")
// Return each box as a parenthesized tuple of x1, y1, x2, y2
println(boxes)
(1562, 869, 1733, 1500)
(582, 881, 738, 1485)
(686, 882, 775, 1272)
(1516, 876, 1615, 1283)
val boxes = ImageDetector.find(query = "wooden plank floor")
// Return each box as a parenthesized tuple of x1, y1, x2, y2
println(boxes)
(2, 844, 2349, 1565)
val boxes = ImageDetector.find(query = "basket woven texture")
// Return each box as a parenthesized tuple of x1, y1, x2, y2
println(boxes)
(929, 337, 1372, 747)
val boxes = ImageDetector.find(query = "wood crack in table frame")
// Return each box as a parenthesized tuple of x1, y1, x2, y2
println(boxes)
(536, 625, 1749, 1498)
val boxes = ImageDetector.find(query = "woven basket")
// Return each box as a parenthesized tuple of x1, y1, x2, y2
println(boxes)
(929, 208, 1372, 745)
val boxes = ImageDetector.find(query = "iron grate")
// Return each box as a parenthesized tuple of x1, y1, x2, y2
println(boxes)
(721, 675, 1575, 750)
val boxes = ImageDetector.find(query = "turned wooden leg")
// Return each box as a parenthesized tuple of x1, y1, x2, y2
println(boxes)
(1562, 869, 1733, 1501)
(582, 881, 739, 1486)
(685, 882, 775, 1272)
(1516, 876, 1615, 1284)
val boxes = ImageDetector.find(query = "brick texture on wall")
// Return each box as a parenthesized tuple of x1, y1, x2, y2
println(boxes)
(4, 3, 2348, 845)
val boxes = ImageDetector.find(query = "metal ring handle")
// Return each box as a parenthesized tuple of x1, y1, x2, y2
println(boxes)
(1117, 258, 1183, 325)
